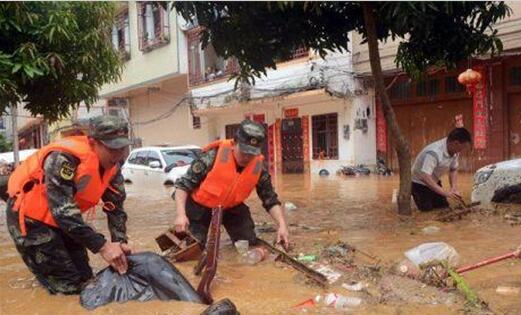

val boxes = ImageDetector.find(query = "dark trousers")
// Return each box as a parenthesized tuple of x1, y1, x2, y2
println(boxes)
(411, 181, 449, 211)
(185, 197, 257, 246)
(5, 201, 92, 294)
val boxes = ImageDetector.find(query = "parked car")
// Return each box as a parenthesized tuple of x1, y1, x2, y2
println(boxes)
(0, 149, 39, 165)
(471, 158, 521, 207)
(121, 145, 201, 187)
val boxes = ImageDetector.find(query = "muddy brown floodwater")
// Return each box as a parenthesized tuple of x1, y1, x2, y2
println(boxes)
(1, 174, 520, 315)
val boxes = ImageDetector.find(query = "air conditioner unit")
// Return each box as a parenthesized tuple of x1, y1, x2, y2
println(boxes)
(108, 108, 122, 117)
(104, 106, 129, 121)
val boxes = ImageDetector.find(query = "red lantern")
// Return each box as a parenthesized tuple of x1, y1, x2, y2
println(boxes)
(458, 68, 482, 94)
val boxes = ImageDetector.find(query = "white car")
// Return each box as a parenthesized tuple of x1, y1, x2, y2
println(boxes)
(0, 149, 39, 164)
(121, 145, 201, 187)
(471, 159, 521, 208)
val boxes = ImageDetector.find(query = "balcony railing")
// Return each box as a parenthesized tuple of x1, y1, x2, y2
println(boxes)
(189, 58, 240, 87)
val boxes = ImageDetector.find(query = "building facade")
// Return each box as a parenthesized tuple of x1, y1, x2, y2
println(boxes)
(186, 27, 376, 175)
(54, 1, 213, 148)
(73, 3, 378, 176)
(351, 1, 521, 172)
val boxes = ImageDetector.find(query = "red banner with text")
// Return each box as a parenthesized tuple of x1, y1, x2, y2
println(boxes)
(473, 67, 488, 150)
(375, 97, 387, 153)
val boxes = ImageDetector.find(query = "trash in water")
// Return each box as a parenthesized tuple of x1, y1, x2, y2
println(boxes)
(318, 169, 330, 176)
(404, 242, 460, 267)
(396, 259, 421, 279)
(297, 253, 318, 263)
(199, 298, 240, 315)
(309, 263, 342, 284)
(292, 298, 316, 309)
(234, 240, 249, 255)
(316, 293, 362, 309)
(284, 202, 298, 211)
(243, 247, 269, 265)
(337, 165, 371, 176)
(392, 189, 398, 203)
(320, 241, 356, 265)
(8, 276, 39, 289)
(422, 226, 441, 234)
(495, 286, 520, 296)
(342, 281, 367, 291)
(80, 252, 203, 310)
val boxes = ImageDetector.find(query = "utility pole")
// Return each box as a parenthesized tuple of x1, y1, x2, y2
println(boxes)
(11, 104, 19, 166)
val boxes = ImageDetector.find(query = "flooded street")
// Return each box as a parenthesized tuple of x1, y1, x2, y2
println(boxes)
(1, 173, 520, 315)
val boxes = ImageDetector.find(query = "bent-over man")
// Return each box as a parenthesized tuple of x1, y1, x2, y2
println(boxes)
(411, 128, 472, 211)
(173, 120, 289, 249)
(6, 116, 132, 294)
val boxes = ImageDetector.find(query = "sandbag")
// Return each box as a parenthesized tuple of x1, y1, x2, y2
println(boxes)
(80, 251, 203, 310)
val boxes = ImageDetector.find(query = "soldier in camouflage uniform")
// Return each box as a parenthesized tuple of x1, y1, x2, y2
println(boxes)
(5, 116, 132, 295)
(173, 119, 290, 249)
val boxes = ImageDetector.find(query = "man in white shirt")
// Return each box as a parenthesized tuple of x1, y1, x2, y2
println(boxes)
(411, 128, 472, 211)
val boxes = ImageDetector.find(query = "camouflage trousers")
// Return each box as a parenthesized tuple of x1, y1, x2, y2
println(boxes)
(186, 196, 257, 246)
(5, 200, 92, 295)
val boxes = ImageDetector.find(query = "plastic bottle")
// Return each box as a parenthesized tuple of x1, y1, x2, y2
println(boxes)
(323, 293, 362, 309)
(243, 247, 268, 265)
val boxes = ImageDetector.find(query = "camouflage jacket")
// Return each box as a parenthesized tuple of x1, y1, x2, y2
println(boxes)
(43, 151, 128, 253)
(174, 148, 281, 211)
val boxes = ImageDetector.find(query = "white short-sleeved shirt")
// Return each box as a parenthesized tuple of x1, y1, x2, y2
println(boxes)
(411, 137, 459, 186)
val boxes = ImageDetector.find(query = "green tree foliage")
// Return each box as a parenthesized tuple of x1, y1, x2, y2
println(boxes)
(174, 2, 509, 81)
(0, 133, 12, 153)
(175, 2, 510, 214)
(0, 2, 122, 122)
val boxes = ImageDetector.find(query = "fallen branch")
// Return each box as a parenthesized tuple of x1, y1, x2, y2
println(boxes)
(436, 202, 481, 222)
(256, 238, 328, 287)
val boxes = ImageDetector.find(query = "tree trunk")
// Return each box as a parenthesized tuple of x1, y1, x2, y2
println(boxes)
(362, 3, 412, 215)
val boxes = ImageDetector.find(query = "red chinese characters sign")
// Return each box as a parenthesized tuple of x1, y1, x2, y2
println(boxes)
(473, 67, 488, 149)
(284, 108, 299, 118)
(375, 98, 387, 153)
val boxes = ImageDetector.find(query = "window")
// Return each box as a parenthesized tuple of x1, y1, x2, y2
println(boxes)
(146, 151, 162, 167)
(161, 149, 200, 167)
(112, 9, 130, 60)
(192, 115, 201, 129)
(187, 28, 239, 86)
(389, 81, 411, 100)
(445, 76, 465, 94)
(127, 152, 138, 164)
(510, 67, 521, 86)
(416, 79, 439, 97)
(225, 124, 241, 139)
(134, 150, 149, 165)
(138, 2, 169, 52)
(312, 113, 338, 159)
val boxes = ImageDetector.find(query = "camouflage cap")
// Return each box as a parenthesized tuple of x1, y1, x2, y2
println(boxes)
(89, 115, 131, 149)
(235, 119, 266, 155)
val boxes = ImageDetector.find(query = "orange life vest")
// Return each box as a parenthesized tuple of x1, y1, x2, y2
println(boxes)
(7, 136, 118, 236)
(191, 139, 264, 209)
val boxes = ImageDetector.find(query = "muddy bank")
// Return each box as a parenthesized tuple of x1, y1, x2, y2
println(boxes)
(0, 174, 520, 314)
